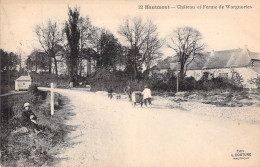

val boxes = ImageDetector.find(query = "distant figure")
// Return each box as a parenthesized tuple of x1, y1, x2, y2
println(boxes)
(116, 94, 121, 100)
(142, 85, 152, 107)
(69, 82, 73, 88)
(108, 87, 113, 99)
(124, 86, 132, 101)
(21, 102, 40, 131)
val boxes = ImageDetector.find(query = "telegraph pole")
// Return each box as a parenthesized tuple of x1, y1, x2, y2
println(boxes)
(176, 72, 179, 93)
(51, 83, 54, 116)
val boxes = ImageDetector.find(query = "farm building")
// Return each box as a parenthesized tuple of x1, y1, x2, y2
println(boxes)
(15, 75, 32, 91)
(153, 47, 260, 89)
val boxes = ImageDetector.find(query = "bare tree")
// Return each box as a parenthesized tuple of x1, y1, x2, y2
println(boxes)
(78, 16, 94, 76)
(142, 20, 163, 71)
(118, 17, 162, 78)
(167, 26, 205, 85)
(88, 27, 103, 70)
(35, 20, 64, 74)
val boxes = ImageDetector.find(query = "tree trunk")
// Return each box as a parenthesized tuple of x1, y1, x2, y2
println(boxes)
(133, 63, 137, 79)
(35, 58, 38, 73)
(48, 56, 52, 74)
(78, 56, 83, 76)
(75, 56, 79, 77)
(54, 56, 58, 75)
(19, 55, 22, 71)
(87, 58, 91, 75)
(68, 59, 74, 83)
(180, 62, 185, 90)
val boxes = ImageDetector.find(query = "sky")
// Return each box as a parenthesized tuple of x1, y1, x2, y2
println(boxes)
(1, 0, 260, 59)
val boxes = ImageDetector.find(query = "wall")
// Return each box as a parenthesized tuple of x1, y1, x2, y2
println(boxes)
(253, 60, 260, 67)
(186, 67, 259, 89)
(15, 80, 31, 90)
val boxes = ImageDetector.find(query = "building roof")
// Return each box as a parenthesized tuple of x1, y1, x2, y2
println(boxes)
(203, 48, 252, 69)
(156, 48, 260, 72)
(16, 75, 31, 81)
(188, 52, 210, 70)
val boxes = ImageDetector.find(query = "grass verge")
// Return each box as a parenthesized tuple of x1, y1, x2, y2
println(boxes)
(1, 87, 74, 166)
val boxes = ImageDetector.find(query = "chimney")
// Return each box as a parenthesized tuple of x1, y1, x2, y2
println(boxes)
(210, 50, 215, 57)
(244, 45, 248, 51)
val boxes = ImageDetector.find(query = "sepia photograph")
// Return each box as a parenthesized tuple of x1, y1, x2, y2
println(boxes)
(1, 0, 260, 166)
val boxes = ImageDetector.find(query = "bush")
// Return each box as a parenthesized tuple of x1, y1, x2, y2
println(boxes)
(182, 77, 196, 91)
(149, 71, 244, 92)
(89, 69, 130, 93)
(249, 75, 260, 91)
(150, 72, 176, 92)
(1, 71, 20, 94)
(1, 90, 69, 166)
(28, 84, 39, 94)
(195, 72, 243, 91)
(85, 68, 245, 93)
(31, 74, 70, 88)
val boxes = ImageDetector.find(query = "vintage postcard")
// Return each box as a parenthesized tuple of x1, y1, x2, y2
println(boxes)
(1, 0, 260, 166)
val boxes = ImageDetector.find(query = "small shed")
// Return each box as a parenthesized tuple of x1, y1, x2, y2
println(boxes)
(15, 75, 32, 91)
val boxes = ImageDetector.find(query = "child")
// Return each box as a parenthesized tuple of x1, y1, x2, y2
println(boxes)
(21, 102, 40, 131)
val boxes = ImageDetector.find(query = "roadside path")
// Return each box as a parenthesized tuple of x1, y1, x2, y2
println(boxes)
(39, 88, 260, 167)
(0, 91, 27, 97)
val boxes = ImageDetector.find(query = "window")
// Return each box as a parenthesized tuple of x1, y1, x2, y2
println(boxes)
(253, 61, 260, 67)
(251, 61, 254, 67)
(219, 73, 228, 79)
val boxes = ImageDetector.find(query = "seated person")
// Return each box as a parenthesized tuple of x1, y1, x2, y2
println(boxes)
(21, 102, 40, 131)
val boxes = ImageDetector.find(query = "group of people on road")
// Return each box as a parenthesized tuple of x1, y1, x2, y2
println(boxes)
(124, 85, 152, 107)
(107, 84, 152, 107)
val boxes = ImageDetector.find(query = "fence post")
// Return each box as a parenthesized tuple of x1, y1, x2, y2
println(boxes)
(51, 83, 54, 116)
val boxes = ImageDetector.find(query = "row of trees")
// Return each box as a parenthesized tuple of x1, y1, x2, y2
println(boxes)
(29, 7, 129, 84)
(1, 49, 21, 72)
(26, 6, 205, 86)
(0, 49, 26, 94)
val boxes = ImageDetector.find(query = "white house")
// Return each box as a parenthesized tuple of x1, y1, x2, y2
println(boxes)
(154, 47, 260, 89)
(15, 75, 32, 91)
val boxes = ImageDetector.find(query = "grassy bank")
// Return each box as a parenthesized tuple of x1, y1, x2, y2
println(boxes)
(152, 90, 260, 108)
(0, 86, 74, 166)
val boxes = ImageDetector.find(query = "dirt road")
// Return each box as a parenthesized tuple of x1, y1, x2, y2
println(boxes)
(43, 88, 260, 167)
